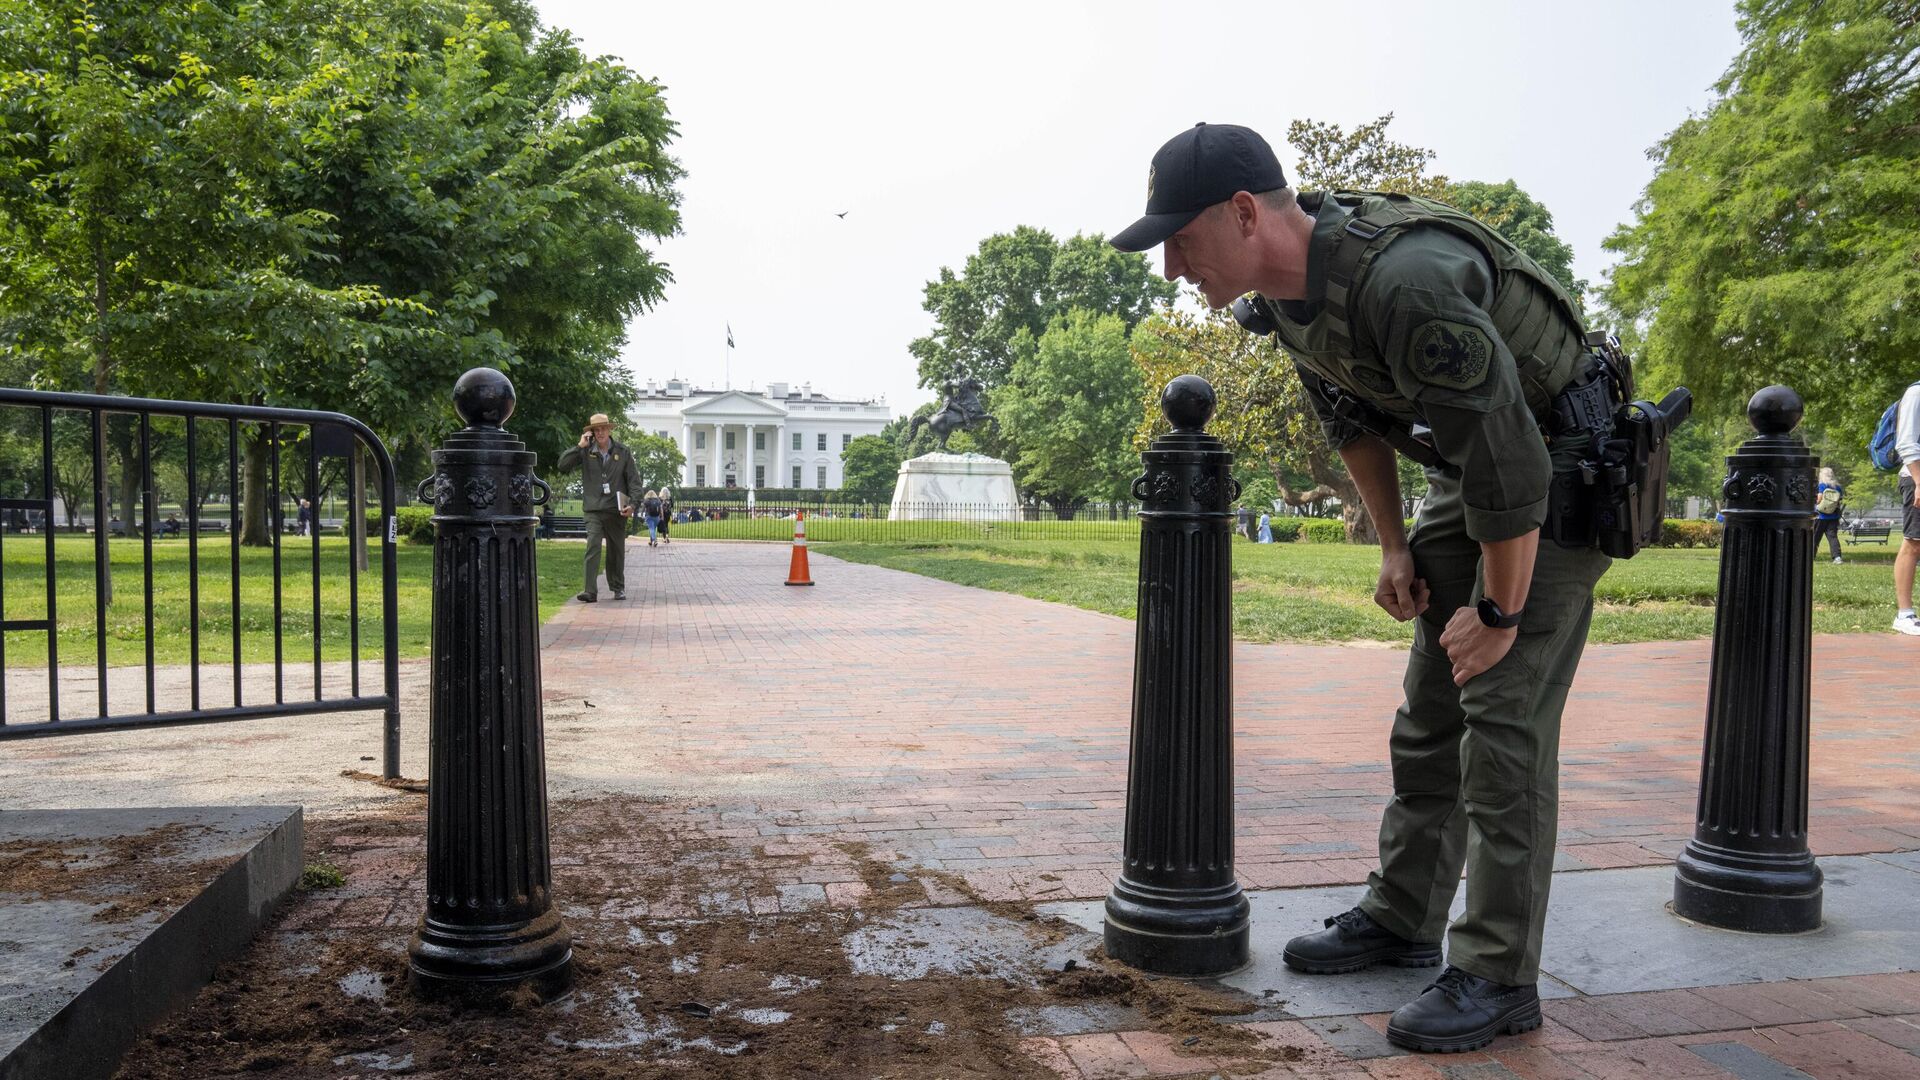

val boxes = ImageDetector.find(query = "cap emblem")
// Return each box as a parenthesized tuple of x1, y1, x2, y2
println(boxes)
(1147, 163, 1156, 199)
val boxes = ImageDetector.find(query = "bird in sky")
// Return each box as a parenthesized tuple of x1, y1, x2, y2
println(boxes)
(834, 210, 849, 219)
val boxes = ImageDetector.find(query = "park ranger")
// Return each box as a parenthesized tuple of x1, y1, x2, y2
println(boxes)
(1112, 123, 1612, 1053)
(556, 412, 641, 602)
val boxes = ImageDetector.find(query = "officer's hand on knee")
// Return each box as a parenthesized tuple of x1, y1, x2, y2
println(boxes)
(1438, 609, 1517, 686)
(1374, 550, 1430, 622)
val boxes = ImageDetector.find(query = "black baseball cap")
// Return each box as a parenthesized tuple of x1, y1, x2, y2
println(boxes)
(1111, 123, 1288, 253)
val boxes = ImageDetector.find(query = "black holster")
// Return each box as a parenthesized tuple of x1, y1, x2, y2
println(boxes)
(1545, 337, 1692, 558)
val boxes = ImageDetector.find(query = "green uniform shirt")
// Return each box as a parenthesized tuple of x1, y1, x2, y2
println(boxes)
(556, 438, 643, 513)
(1268, 195, 1558, 543)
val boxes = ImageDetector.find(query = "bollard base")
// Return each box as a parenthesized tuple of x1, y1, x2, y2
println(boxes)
(1673, 840, 1823, 933)
(409, 906, 575, 1002)
(1103, 877, 1250, 977)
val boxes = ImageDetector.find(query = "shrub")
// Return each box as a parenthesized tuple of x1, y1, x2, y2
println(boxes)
(1298, 518, 1347, 544)
(299, 861, 346, 890)
(1265, 518, 1303, 542)
(1657, 518, 1721, 549)
(366, 506, 435, 544)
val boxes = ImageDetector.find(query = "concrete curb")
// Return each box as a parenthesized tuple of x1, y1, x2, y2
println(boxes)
(0, 806, 303, 1080)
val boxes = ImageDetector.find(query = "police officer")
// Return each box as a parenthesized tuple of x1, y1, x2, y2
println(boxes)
(1112, 123, 1610, 1054)
(556, 412, 641, 602)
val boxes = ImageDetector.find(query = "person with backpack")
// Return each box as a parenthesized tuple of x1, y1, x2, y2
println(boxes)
(1875, 382, 1920, 635)
(1814, 468, 1845, 564)
(642, 489, 665, 547)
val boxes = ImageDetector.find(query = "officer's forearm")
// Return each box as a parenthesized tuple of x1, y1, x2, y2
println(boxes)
(1480, 530, 1539, 613)
(1336, 435, 1408, 553)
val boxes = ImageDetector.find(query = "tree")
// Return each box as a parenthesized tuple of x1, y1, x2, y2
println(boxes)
(1288, 114, 1450, 201)
(1444, 180, 1585, 300)
(0, 0, 684, 543)
(624, 433, 685, 495)
(910, 229, 1174, 392)
(840, 435, 902, 505)
(1602, 0, 1919, 449)
(995, 310, 1146, 516)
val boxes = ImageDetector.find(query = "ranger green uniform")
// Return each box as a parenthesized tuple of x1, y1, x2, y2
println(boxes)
(1257, 191, 1611, 987)
(557, 437, 643, 599)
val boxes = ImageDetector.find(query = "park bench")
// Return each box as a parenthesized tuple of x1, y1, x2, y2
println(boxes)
(548, 515, 587, 539)
(1846, 523, 1892, 544)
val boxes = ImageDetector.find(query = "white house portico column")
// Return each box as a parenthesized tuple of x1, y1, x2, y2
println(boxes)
(772, 418, 784, 489)
(680, 422, 692, 487)
(744, 423, 757, 491)
(711, 422, 722, 488)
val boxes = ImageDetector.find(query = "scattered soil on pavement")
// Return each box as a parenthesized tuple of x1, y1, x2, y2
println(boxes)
(0, 822, 227, 923)
(112, 800, 1323, 1079)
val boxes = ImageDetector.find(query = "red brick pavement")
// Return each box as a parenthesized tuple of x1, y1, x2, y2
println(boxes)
(537, 541, 1920, 906)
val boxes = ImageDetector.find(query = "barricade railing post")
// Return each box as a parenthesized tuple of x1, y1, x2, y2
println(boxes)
(1103, 374, 1249, 975)
(1673, 384, 1823, 932)
(408, 367, 572, 999)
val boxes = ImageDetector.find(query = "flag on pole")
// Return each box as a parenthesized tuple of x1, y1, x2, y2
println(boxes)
(726, 324, 735, 349)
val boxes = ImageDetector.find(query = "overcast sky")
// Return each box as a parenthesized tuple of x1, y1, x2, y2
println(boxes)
(533, 0, 1742, 417)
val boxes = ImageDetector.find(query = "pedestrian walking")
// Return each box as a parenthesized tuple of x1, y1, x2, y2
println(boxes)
(1256, 510, 1272, 543)
(1112, 122, 1619, 1052)
(657, 486, 674, 545)
(296, 498, 312, 537)
(1813, 467, 1844, 564)
(642, 489, 664, 547)
(556, 413, 640, 602)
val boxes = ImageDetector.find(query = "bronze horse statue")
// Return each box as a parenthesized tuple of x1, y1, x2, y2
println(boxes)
(909, 378, 1000, 452)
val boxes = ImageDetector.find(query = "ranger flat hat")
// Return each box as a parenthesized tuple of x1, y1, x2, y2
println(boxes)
(1111, 123, 1288, 253)
(584, 413, 613, 430)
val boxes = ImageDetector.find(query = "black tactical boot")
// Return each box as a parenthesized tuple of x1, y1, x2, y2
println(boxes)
(1385, 966, 1541, 1053)
(1281, 907, 1442, 974)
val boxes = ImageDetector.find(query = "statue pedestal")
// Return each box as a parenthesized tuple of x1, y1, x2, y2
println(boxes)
(888, 453, 1020, 521)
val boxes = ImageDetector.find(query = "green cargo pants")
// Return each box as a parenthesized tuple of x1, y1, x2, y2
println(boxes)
(582, 509, 628, 597)
(1355, 462, 1610, 986)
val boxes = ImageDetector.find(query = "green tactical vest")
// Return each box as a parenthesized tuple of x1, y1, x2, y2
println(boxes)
(1264, 190, 1590, 429)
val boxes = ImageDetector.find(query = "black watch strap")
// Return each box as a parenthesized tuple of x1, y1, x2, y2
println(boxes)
(1477, 597, 1523, 629)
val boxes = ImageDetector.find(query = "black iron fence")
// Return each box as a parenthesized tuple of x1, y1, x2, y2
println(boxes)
(0, 387, 403, 777)
(609, 498, 1146, 543)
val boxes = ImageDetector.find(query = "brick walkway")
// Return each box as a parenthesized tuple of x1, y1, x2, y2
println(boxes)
(537, 541, 1920, 907)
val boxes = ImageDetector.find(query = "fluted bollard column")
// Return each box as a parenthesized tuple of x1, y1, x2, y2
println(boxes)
(1104, 375, 1250, 976)
(409, 368, 573, 999)
(1673, 385, 1823, 933)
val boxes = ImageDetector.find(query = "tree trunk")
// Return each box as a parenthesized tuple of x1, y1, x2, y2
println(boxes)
(351, 445, 369, 572)
(241, 429, 273, 546)
(1042, 493, 1085, 520)
(1302, 444, 1376, 544)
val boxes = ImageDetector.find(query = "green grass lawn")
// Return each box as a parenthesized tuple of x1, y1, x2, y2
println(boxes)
(823, 535, 1903, 645)
(0, 535, 580, 669)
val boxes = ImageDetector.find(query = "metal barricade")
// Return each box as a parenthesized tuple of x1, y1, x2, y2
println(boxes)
(0, 388, 403, 778)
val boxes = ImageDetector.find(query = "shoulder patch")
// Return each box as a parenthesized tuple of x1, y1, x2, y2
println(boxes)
(1407, 320, 1491, 390)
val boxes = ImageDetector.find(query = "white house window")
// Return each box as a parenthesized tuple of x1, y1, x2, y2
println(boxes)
(695, 465, 706, 485)
(816, 433, 827, 451)
(792, 465, 802, 487)
(755, 465, 765, 487)
(695, 431, 706, 450)
(725, 431, 735, 450)
(792, 431, 802, 451)
(755, 431, 765, 450)
(657, 430, 669, 439)
(817, 465, 828, 488)
(841, 433, 851, 451)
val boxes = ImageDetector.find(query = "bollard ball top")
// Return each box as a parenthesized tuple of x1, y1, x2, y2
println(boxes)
(453, 367, 516, 429)
(1161, 375, 1216, 433)
(1747, 384, 1802, 436)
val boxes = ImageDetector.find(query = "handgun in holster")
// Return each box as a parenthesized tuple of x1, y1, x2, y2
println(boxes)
(1546, 331, 1693, 558)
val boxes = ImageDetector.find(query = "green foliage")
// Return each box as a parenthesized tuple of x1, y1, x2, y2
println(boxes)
(369, 505, 436, 544)
(1658, 519, 1722, 549)
(623, 433, 686, 495)
(1444, 180, 1585, 301)
(1602, 0, 1919, 448)
(1262, 518, 1304, 542)
(299, 861, 347, 890)
(839, 436, 902, 505)
(1288, 114, 1451, 200)
(1297, 518, 1348, 544)
(909, 228, 1174, 392)
(995, 310, 1146, 508)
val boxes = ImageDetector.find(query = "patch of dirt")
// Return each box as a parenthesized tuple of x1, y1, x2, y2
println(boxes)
(340, 769, 430, 794)
(113, 801, 1326, 1079)
(0, 822, 228, 924)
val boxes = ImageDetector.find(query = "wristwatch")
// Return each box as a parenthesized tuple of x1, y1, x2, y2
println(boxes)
(1476, 597, 1524, 629)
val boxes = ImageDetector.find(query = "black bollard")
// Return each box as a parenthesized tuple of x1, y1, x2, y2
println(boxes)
(1672, 385, 1823, 932)
(1104, 375, 1250, 976)
(409, 368, 573, 999)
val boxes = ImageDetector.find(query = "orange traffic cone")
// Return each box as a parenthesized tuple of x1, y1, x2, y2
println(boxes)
(785, 511, 815, 586)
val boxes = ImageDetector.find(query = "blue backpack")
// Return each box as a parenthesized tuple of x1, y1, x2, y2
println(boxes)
(1868, 382, 1920, 471)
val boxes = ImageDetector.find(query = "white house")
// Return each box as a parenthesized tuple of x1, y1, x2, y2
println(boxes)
(626, 379, 892, 491)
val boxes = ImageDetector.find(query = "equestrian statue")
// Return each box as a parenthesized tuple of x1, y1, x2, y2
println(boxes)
(908, 377, 1000, 453)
